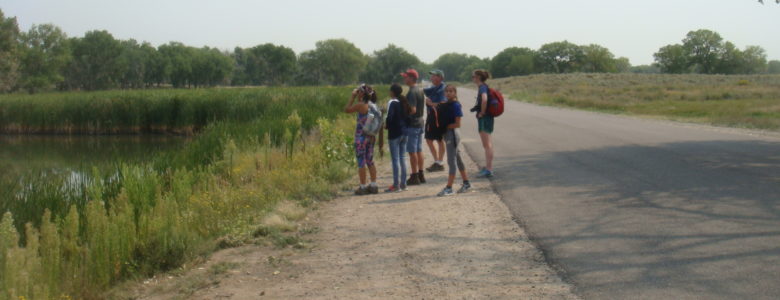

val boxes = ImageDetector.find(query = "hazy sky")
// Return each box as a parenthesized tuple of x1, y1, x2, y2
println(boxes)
(2, 0, 779, 65)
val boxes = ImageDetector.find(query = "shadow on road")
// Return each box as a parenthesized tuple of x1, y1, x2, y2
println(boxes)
(475, 139, 780, 298)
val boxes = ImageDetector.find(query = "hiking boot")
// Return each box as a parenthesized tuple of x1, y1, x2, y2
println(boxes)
(418, 171, 426, 183)
(385, 186, 400, 193)
(368, 185, 379, 194)
(406, 173, 420, 186)
(426, 163, 445, 172)
(437, 186, 454, 197)
(457, 182, 471, 193)
(354, 186, 369, 196)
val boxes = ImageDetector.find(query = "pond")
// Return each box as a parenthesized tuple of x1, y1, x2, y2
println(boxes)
(0, 135, 188, 229)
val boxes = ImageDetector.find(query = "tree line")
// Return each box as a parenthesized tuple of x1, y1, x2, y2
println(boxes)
(1, 8, 778, 94)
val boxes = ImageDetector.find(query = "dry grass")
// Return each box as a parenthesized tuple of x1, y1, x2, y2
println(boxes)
(486, 73, 780, 130)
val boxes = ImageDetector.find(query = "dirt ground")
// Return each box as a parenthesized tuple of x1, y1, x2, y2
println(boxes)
(127, 144, 578, 299)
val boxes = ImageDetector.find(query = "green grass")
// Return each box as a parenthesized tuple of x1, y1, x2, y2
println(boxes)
(0, 87, 364, 299)
(487, 73, 780, 130)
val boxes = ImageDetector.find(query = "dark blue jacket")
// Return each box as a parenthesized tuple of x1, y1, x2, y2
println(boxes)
(386, 99, 407, 140)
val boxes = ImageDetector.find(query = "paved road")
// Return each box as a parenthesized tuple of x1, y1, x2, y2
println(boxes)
(456, 88, 780, 300)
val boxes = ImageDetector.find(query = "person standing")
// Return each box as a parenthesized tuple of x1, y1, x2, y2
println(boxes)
(384, 84, 411, 192)
(471, 69, 494, 178)
(344, 85, 380, 195)
(423, 69, 447, 173)
(436, 85, 471, 196)
(400, 69, 427, 185)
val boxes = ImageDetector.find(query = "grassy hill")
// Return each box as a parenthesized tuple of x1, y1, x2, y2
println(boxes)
(486, 73, 780, 130)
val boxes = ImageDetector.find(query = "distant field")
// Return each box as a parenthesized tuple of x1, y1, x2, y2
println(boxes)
(486, 73, 780, 130)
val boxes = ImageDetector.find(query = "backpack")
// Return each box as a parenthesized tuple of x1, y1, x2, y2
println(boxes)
(487, 88, 505, 117)
(362, 103, 383, 136)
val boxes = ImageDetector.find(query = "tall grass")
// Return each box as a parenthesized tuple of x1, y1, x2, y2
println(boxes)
(488, 73, 780, 130)
(0, 87, 347, 135)
(0, 87, 360, 299)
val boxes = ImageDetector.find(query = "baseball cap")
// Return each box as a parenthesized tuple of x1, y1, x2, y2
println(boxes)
(429, 69, 445, 78)
(400, 69, 419, 79)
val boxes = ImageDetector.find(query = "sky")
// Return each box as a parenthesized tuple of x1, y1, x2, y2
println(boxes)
(2, 0, 779, 65)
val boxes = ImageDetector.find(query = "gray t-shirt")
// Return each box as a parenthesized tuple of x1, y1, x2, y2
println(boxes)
(406, 85, 425, 128)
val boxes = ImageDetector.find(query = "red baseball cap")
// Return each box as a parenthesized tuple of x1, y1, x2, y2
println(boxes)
(400, 69, 419, 79)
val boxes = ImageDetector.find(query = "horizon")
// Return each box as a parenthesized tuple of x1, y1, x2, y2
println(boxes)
(3, 0, 780, 65)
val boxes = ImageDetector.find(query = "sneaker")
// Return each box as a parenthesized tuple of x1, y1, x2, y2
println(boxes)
(477, 169, 494, 178)
(368, 185, 379, 194)
(406, 173, 420, 186)
(437, 187, 454, 197)
(426, 163, 445, 172)
(418, 171, 426, 183)
(354, 186, 369, 196)
(400, 184, 407, 191)
(457, 182, 471, 193)
(385, 186, 400, 193)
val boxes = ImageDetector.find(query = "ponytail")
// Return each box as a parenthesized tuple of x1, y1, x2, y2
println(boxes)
(473, 69, 491, 82)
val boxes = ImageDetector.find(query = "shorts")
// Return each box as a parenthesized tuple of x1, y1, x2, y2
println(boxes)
(404, 127, 423, 153)
(425, 115, 443, 141)
(355, 138, 375, 168)
(478, 116, 494, 134)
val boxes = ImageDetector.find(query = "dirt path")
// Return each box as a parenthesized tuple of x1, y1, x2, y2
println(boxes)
(130, 146, 577, 299)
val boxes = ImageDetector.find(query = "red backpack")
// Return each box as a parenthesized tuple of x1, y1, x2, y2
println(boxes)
(487, 88, 505, 117)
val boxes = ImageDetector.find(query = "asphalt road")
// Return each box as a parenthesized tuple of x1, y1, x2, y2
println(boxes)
(456, 87, 780, 300)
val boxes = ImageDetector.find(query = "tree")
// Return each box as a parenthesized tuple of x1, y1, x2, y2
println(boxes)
(768, 60, 780, 74)
(297, 39, 366, 85)
(491, 47, 536, 78)
(0, 9, 20, 92)
(682, 29, 724, 74)
(360, 44, 421, 84)
(64, 30, 122, 90)
(432, 53, 484, 82)
(159, 42, 194, 88)
(740, 45, 768, 74)
(190, 47, 233, 87)
(236, 43, 297, 86)
(615, 57, 632, 73)
(17, 24, 71, 93)
(580, 44, 617, 73)
(654, 44, 689, 74)
(537, 41, 584, 73)
(116, 39, 148, 89)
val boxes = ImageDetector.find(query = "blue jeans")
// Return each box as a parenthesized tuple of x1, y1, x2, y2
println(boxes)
(404, 127, 423, 153)
(388, 135, 408, 187)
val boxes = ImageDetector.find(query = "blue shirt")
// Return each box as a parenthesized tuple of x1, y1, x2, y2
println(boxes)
(423, 83, 447, 114)
(438, 99, 463, 129)
(476, 84, 489, 113)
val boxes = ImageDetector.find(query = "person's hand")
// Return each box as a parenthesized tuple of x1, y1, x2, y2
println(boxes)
(478, 112, 484, 118)
(351, 89, 359, 97)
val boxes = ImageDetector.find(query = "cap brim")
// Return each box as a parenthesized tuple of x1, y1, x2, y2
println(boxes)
(400, 73, 409, 78)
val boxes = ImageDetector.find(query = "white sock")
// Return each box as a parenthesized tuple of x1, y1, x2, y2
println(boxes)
(435, 161, 443, 165)
(369, 182, 377, 187)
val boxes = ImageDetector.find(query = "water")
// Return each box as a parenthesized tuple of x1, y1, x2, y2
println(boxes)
(0, 135, 188, 230)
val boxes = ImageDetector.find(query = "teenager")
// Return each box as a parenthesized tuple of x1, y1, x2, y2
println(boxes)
(423, 69, 447, 173)
(400, 69, 426, 185)
(385, 84, 411, 192)
(344, 85, 379, 195)
(472, 69, 495, 178)
(436, 85, 471, 196)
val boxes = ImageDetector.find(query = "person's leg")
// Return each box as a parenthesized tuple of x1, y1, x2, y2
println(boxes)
(426, 138, 437, 164)
(437, 139, 446, 163)
(479, 132, 494, 171)
(399, 136, 408, 188)
(367, 141, 377, 183)
(359, 167, 367, 185)
(445, 131, 457, 186)
(388, 137, 400, 188)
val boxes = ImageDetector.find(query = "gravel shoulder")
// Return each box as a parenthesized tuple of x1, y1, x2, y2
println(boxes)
(129, 144, 577, 299)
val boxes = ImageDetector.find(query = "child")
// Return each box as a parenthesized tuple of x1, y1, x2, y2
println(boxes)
(344, 84, 379, 195)
(436, 85, 471, 196)
(385, 84, 411, 192)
